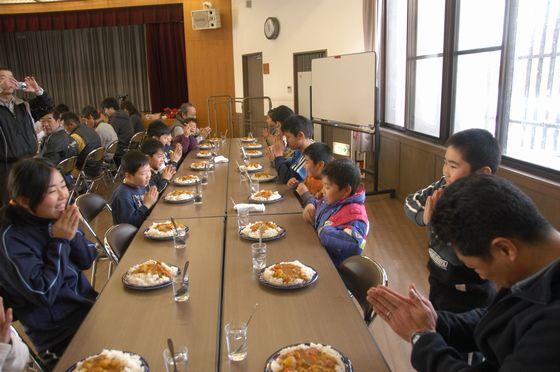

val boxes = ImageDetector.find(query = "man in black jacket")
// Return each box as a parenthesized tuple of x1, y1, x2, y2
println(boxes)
(100, 97, 133, 165)
(0, 68, 53, 205)
(38, 108, 78, 165)
(61, 112, 102, 178)
(367, 174, 560, 371)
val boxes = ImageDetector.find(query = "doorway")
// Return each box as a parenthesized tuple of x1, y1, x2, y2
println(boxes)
(242, 52, 264, 136)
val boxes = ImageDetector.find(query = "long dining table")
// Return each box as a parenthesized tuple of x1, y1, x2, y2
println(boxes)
(54, 138, 390, 372)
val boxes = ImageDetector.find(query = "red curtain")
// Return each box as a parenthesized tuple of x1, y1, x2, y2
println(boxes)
(0, 4, 188, 112)
(145, 22, 188, 112)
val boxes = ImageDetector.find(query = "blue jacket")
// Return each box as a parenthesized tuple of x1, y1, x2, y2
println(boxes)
(312, 188, 370, 267)
(111, 183, 150, 228)
(274, 150, 306, 183)
(0, 205, 97, 353)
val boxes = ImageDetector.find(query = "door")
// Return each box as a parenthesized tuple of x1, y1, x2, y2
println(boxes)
(242, 53, 264, 136)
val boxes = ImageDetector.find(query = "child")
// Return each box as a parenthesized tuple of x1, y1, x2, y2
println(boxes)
(269, 115, 313, 184)
(172, 117, 199, 160)
(303, 158, 369, 267)
(141, 138, 176, 193)
(110, 150, 158, 228)
(293, 142, 333, 206)
(146, 120, 182, 167)
(404, 128, 501, 312)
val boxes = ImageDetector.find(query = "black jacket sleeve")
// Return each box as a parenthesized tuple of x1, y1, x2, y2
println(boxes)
(274, 156, 298, 184)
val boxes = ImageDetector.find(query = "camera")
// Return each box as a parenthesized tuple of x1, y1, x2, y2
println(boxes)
(16, 82, 28, 90)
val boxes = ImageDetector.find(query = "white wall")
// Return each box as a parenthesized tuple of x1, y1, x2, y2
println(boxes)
(231, 0, 365, 113)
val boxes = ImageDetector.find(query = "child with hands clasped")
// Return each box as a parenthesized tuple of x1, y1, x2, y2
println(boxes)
(141, 138, 176, 193)
(111, 150, 159, 228)
(303, 159, 369, 267)
(288, 142, 333, 206)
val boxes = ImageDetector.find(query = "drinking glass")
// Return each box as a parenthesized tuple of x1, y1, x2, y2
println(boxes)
(237, 208, 250, 230)
(171, 273, 190, 302)
(249, 180, 259, 194)
(163, 345, 188, 371)
(194, 184, 203, 204)
(225, 323, 248, 362)
(251, 242, 267, 274)
(173, 229, 187, 250)
(200, 169, 209, 185)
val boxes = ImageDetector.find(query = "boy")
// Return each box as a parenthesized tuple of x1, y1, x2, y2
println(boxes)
(269, 114, 313, 184)
(263, 106, 293, 146)
(141, 138, 176, 193)
(110, 150, 158, 228)
(172, 117, 199, 160)
(367, 174, 560, 371)
(81, 105, 118, 151)
(61, 111, 102, 177)
(147, 120, 182, 167)
(303, 158, 369, 267)
(100, 97, 134, 164)
(404, 128, 501, 312)
(293, 142, 333, 206)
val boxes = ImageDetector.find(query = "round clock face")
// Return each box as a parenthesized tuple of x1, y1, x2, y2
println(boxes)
(264, 17, 280, 40)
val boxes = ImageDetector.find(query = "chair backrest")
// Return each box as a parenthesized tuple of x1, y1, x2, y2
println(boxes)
(105, 140, 119, 156)
(84, 146, 106, 165)
(338, 255, 388, 325)
(75, 193, 112, 247)
(129, 131, 145, 150)
(57, 156, 78, 174)
(104, 223, 138, 263)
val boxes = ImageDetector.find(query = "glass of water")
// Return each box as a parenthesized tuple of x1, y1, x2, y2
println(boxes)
(163, 345, 188, 371)
(225, 322, 248, 362)
(249, 180, 259, 194)
(237, 208, 250, 230)
(251, 242, 267, 274)
(194, 183, 203, 204)
(200, 169, 209, 185)
(172, 272, 190, 302)
(173, 228, 187, 250)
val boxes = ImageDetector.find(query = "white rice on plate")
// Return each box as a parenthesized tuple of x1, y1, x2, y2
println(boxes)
(75, 349, 145, 372)
(124, 260, 178, 287)
(270, 343, 345, 372)
(145, 221, 186, 238)
(240, 221, 283, 239)
(164, 190, 194, 201)
(262, 260, 315, 286)
(239, 163, 263, 172)
(174, 175, 199, 185)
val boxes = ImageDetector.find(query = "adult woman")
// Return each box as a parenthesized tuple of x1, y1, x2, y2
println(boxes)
(121, 100, 144, 134)
(0, 158, 97, 367)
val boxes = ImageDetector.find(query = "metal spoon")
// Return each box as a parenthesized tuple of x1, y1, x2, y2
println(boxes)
(181, 260, 190, 283)
(233, 303, 259, 354)
(171, 216, 179, 233)
(167, 338, 178, 372)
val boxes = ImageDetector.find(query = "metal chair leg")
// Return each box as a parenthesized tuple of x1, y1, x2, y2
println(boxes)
(91, 256, 98, 290)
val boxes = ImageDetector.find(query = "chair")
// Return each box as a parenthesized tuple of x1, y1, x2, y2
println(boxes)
(102, 140, 119, 182)
(338, 255, 388, 326)
(10, 326, 47, 371)
(57, 156, 79, 201)
(75, 193, 113, 288)
(104, 224, 138, 268)
(74, 147, 106, 195)
(128, 131, 146, 151)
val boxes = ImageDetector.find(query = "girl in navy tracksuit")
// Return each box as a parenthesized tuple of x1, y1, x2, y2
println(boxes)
(0, 158, 97, 366)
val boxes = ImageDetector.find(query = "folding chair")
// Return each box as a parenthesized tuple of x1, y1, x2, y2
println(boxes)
(75, 193, 113, 289)
(74, 147, 106, 195)
(339, 255, 389, 326)
(103, 223, 138, 271)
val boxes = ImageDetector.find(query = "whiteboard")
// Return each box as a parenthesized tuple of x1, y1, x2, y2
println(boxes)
(311, 52, 376, 126)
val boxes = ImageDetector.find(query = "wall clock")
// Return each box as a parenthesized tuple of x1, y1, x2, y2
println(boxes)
(264, 17, 280, 40)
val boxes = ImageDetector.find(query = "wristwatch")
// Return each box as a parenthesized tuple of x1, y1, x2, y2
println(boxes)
(411, 331, 435, 345)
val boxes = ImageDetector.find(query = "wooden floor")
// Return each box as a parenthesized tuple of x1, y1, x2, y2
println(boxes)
(17, 180, 429, 371)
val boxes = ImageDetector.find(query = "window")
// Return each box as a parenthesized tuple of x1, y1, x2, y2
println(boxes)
(379, 0, 560, 178)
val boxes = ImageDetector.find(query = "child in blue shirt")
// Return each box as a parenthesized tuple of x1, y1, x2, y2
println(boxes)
(110, 150, 159, 228)
(267, 114, 314, 184)
(303, 158, 369, 267)
(146, 120, 182, 167)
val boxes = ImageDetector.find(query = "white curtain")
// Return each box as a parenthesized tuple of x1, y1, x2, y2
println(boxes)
(363, 0, 376, 52)
(0, 25, 151, 112)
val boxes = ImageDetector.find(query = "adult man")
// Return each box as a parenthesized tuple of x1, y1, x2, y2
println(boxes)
(171, 102, 197, 137)
(100, 97, 133, 164)
(38, 109, 78, 164)
(367, 174, 560, 371)
(61, 111, 102, 177)
(0, 69, 53, 205)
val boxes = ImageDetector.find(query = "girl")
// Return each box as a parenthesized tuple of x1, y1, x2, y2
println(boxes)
(0, 158, 97, 368)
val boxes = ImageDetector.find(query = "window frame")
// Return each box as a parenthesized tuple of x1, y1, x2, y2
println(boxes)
(377, 0, 560, 182)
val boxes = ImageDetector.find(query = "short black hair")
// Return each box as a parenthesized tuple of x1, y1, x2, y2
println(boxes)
(184, 117, 198, 126)
(270, 105, 294, 124)
(81, 105, 100, 120)
(432, 174, 552, 260)
(303, 142, 333, 165)
(141, 138, 165, 157)
(281, 115, 313, 138)
(122, 150, 149, 175)
(322, 158, 362, 195)
(121, 101, 140, 116)
(446, 129, 501, 174)
(61, 111, 81, 127)
(8, 158, 58, 212)
(147, 120, 171, 138)
(100, 97, 120, 110)
(54, 104, 70, 116)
